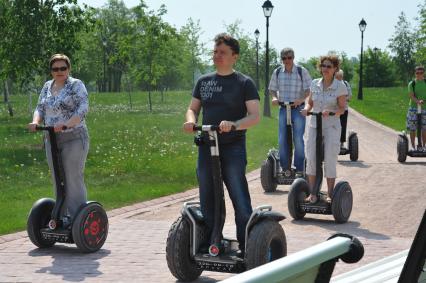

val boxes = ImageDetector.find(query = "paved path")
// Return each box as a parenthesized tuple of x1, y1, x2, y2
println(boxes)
(0, 108, 424, 282)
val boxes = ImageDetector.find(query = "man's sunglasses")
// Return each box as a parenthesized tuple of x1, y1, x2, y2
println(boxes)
(320, 64, 334, 69)
(51, 66, 68, 72)
(281, 56, 293, 60)
(416, 71, 424, 75)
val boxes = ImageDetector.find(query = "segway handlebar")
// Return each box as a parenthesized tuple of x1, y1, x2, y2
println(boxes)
(307, 112, 336, 116)
(35, 125, 68, 132)
(193, 125, 237, 132)
(278, 101, 295, 107)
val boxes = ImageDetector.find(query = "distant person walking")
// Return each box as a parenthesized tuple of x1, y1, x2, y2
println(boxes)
(28, 54, 90, 225)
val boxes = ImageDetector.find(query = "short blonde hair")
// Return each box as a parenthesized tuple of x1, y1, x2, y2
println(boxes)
(49, 54, 71, 69)
(335, 69, 344, 78)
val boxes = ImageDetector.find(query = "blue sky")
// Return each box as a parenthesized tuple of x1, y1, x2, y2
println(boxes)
(79, 0, 422, 62)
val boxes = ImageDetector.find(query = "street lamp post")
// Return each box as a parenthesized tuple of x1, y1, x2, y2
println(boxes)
(102, 39, 107, 92)
(373, 47, 379, 88)
(254, 29, 260, 90)
(262, 0, 274, 117)
(358, 18, 367, 100)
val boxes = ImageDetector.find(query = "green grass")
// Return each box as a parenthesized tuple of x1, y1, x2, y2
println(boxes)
(350, 87, 408, 131)
(0, 90, 279, 235)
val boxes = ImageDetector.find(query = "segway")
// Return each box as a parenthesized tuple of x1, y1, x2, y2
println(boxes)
(166, 125, 287, 282)
(261, 102, 305, 192)
(397, 104, 426, 162)
(27, 126, 108, 252)
(288, 112, 353, 223)
(339, 131, 358, 162)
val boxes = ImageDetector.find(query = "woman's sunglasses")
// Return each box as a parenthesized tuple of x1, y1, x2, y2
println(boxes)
(320, 64, 334, 69)
(51, 66, 68, 72)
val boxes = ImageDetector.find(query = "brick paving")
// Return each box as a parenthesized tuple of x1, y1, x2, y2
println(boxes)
(0, 108, 423, 282)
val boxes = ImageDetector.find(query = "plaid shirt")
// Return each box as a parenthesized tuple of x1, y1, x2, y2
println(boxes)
(268, 64, 312, 102)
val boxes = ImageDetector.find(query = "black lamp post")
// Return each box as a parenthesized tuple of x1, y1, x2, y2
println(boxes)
(254, 29, 260, 90)
(262, 0, 274, 117)
(102, 39, 107, 92)
(358, 18, 367, 100)
(373, 47, 379, 88)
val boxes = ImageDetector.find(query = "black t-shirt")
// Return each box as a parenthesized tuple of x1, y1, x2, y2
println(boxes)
(192, 71, 260, 144)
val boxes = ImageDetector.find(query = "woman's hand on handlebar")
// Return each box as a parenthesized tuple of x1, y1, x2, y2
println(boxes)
(219, 120, 236, 133)
(27, 122, 38, 132)
(300, 108, 309, 117)
(183, 121, 196, 133)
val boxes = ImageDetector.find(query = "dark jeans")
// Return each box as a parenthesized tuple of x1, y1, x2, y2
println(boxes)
(278, 105, 306, 171)
(197, 138, 253, 249)
(340, 110, 349, 143)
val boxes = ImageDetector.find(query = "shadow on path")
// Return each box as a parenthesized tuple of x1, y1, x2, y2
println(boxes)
(28, 245, 110, 282)
(290, 219, 390, 240)
(338, 160, 371, 168)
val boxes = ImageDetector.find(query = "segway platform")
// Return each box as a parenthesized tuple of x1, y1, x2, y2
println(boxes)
(299, 193, 332, 215)
(194, 247, 245, 273)
(408, 149, 426, 157)
(40, 228, 73, 243)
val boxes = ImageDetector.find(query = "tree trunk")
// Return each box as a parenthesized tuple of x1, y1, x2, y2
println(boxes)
(3, 79, 14, 117)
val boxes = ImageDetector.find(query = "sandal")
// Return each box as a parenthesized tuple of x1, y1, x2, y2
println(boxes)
(305, 195, 318, 204)
(326, 196, 332, 203)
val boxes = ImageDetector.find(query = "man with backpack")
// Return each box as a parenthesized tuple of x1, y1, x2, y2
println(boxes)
(407, 65, 426, 150)
(268, 48, 312, 176)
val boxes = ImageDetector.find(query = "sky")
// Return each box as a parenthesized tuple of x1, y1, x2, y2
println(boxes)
(79, 0, 422, 62)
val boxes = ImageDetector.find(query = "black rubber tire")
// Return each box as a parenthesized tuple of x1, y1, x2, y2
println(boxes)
(328, 233, 364, 263)
(288, 178, 309, 220)
(72, 202, 108, 253)
(349, 135, 359, 161)
(260, 158, 277, 192)
(27, 198, 56, 248)
(397, 135, 408, 163)
(166, 216, 202, 282)
(331, 182, 353, 223)
(245, 220, 287, 270)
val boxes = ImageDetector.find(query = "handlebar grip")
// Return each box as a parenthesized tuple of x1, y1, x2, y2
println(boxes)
(35, 125, 68, 131)
(193, 125, 236, 132)
(307, 112, 335, 116)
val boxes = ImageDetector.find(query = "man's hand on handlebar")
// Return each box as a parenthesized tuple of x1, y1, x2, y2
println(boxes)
(183, 121, 196, 133)
(27, 122, 38, 132)
(219, 120, 237, 133)
(271, 97, 279, 106)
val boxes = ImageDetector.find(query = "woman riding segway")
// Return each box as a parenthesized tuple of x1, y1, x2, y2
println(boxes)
(288, 55, 353, 223)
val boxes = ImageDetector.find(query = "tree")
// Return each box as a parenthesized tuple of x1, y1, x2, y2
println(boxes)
(180, 18, 206, 90)
(362, 47, 398, 87)
(388, 12, 416, 84)
(415, 0, 426, 66)
(0, 0, 90, 116)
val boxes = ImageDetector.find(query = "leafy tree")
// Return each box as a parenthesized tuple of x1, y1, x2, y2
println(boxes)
(388, 12, 416, 83)
(415, 0, 426, 66)
(362, 47, 398, 87)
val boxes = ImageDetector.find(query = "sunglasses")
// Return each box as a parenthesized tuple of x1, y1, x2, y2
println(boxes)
(281, 56, 293, 60)
(320, 64, 334, 69)
(51, 66, 68, 72)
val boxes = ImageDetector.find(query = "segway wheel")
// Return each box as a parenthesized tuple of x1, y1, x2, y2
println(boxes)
(349, 134, 359, 161)
(166, 216, 202, 282)
(245, 220, 287, 269)
(72, 202, 108, 253)
(331, 181, 353, 223)
(397, 135, 408, 163)
(27, 198, 56, 248)
(288, 178, 309, 220)
(260, 158, 277, 192)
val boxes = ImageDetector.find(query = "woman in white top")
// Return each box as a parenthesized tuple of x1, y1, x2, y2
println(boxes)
(301, 55, 347, 203)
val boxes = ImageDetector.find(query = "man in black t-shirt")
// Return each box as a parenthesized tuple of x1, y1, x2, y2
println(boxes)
(183, 33, 260, 252)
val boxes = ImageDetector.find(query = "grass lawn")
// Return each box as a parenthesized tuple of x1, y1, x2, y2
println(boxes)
(0, 86, 409, 235)
(350, 87, 408, 131)
(0, 90, 279, 235)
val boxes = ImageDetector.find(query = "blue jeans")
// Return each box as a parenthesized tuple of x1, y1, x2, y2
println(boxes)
(279, 105, 306, 171)
(197, 138, 252, 249)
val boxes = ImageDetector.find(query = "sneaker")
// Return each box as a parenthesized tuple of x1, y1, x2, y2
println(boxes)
(295, 171, 304, 178)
